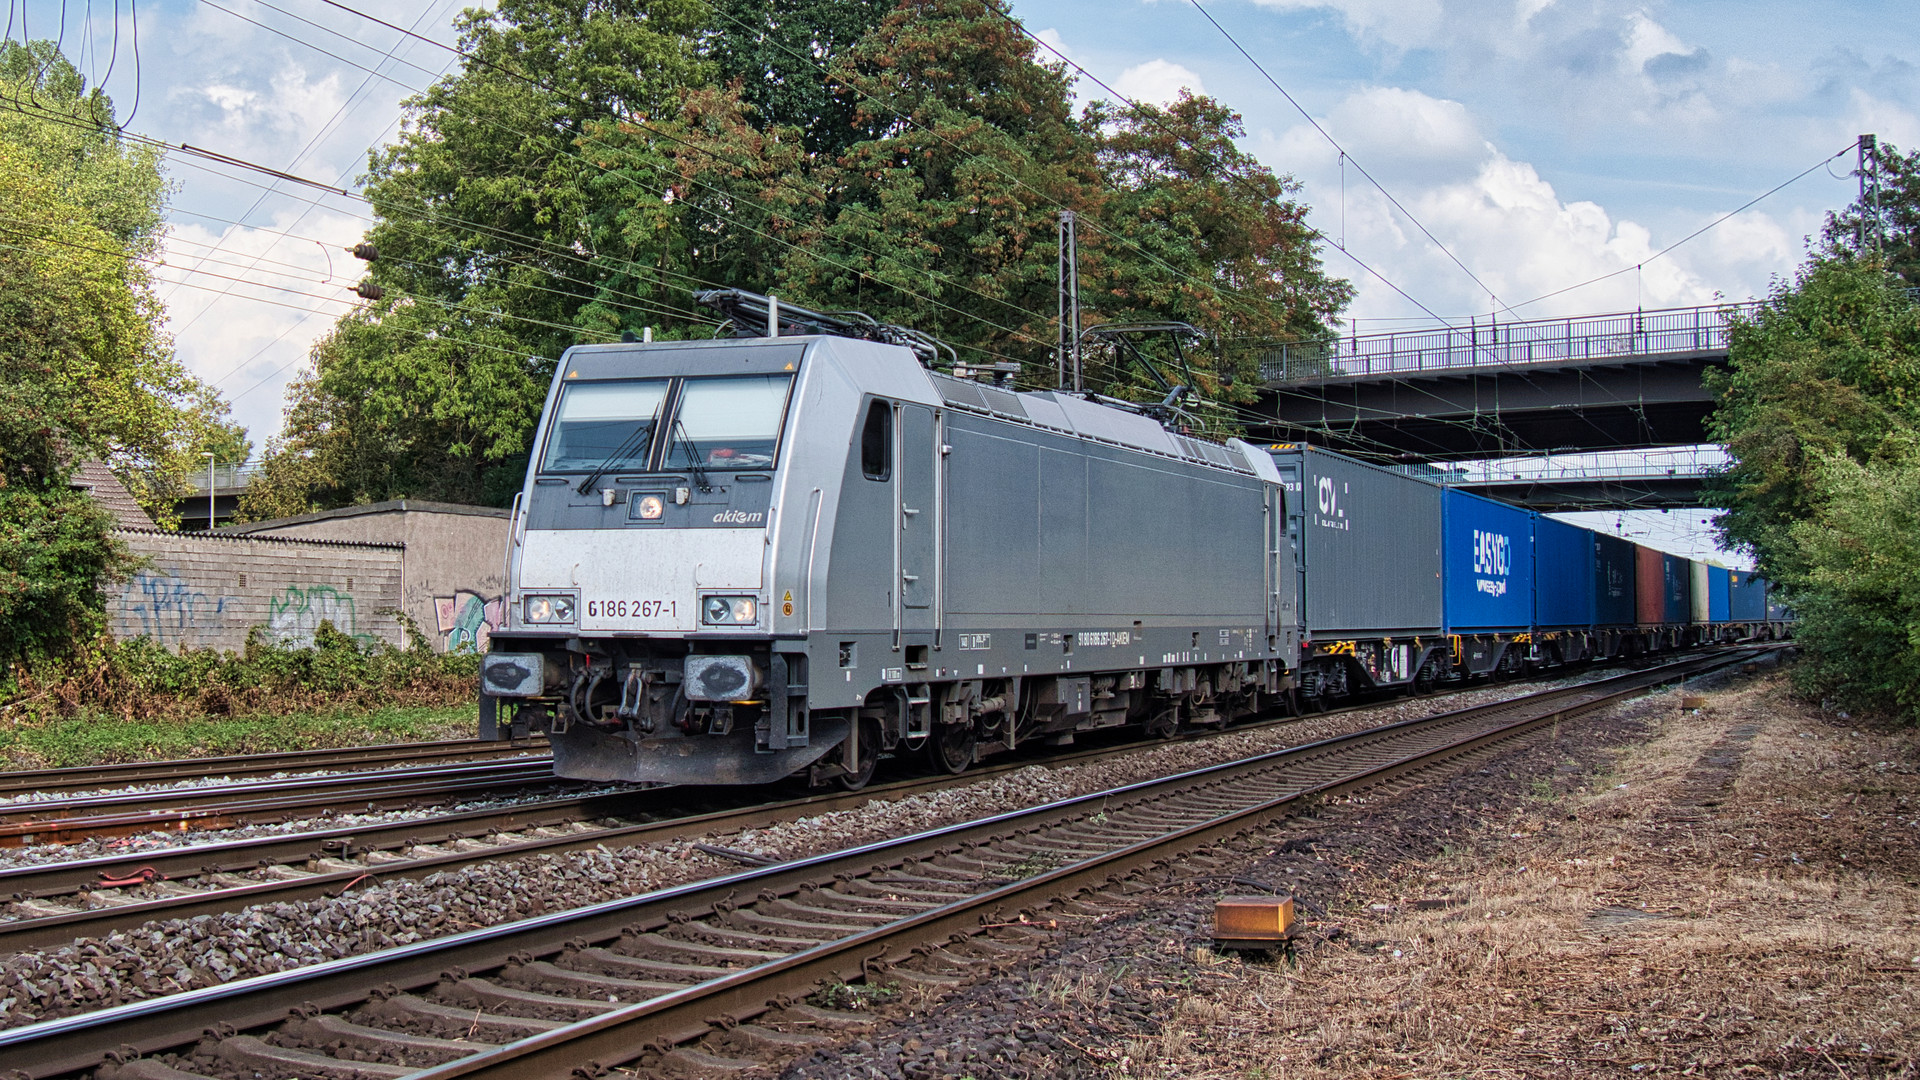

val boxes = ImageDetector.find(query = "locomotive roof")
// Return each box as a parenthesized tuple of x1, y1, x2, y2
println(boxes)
(924, 370, 1266, 478)
(557, 334, 1272, 479)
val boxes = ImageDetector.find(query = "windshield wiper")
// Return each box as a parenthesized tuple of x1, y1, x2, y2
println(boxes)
(668, 417, 711, 487)
(576, 401, 662, 495)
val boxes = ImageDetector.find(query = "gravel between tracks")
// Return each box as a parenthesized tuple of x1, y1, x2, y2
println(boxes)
(770, 660, 1844, 1080)
(0, 669, 1639, 1027)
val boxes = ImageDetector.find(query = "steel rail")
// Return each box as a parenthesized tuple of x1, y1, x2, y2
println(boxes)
(0, 655, 1678, 948)
(0, 740, 547, 798)
(0, 760, 587, 848)
(0, 648, 1765, 1080)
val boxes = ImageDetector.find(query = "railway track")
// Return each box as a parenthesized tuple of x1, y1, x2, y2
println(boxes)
(0, 655, 1702, 950)
(0, 647, 1767, 1080)
(0, 740, 546, 800)
(0, 758, 597, 848)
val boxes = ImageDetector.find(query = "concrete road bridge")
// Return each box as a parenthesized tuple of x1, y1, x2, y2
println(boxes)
(1255, 302, 1752, 463)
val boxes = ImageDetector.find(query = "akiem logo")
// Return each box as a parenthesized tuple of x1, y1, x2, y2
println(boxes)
(1473, 529, 1511, 597)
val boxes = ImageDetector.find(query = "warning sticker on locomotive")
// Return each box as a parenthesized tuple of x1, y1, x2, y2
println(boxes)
(957, 633, 991, 650)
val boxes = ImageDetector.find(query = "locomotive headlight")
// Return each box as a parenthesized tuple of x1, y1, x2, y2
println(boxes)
(702, 595, 757, 625)
(523, 594, 577, 624)
(635, 494, 664, 520)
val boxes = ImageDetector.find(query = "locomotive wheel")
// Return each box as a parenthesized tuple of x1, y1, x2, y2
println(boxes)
(840, 716, 881, 791)
(929, 722, 975, 774)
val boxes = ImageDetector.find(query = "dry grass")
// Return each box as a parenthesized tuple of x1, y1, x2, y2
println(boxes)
(1117, 674, 1920, 1078)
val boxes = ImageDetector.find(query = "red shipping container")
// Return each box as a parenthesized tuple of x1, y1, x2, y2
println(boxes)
(1635, 545, 1666, 625)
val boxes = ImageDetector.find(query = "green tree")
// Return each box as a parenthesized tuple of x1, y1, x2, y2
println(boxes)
(249, 0, 1352, 512)
(703, 0, 896, 155)
(1708, 257, 1920, 718)
(0, 42, 248, 526)
(0, 42, 175, 664)
(779, 0, 1099, 370)
(243, 0, 717, 516)
(1080, 92, 1352, 424)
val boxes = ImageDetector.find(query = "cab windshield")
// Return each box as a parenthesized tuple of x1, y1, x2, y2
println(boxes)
(541, 373, 794, 474)
(540, 379, 669, 473)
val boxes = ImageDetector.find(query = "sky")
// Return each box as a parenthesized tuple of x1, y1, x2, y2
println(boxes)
(12, 0, 1917, 561)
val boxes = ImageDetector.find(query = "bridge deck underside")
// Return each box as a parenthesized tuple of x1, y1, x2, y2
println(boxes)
(1448, 475, 1713, 512)
(1258, 354, 1723, 460)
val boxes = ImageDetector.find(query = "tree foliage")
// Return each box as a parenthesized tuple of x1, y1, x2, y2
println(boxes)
(1709, 254, 1920, 720)
(246, 0, 1352, 516)
(0, 41, 251, 666)
(0, 42, 249, 523)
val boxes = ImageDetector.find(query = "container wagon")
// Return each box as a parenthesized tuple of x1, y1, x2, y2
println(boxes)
(1533, 513, 1598, 665)
(1268, 444, 1445, 701)
(1441, 488, 1535, 677)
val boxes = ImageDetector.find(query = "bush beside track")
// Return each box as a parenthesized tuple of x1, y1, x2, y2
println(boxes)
(0, 621, 478, 768)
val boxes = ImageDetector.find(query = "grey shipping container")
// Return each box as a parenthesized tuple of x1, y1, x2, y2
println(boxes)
(1270, 445, 1443, 637)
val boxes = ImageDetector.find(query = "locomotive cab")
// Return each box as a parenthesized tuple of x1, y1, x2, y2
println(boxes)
(481, 335, 868, 784)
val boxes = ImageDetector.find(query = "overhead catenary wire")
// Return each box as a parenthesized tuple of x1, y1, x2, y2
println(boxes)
(1186, 0, 1519, 322)
(0, 220, 630, 348)
(995, 14, 1606, 454)
(160, 0, 459, 326)
(1509, 139, 1861, 312)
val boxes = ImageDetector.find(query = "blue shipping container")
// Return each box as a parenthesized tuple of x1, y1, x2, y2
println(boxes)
(1533, 515, 1594, 628)
(1708, 566, 1731, 622)
(1443, 488, 1535, 631)
(1662, 554, 1691, 624)
(1729, 570, 1766, 621)
(1594, 533, 1637, 626)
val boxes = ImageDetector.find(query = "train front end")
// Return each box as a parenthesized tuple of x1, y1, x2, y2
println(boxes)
(478, 335, 842, 785)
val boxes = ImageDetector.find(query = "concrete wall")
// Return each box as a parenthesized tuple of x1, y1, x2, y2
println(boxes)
(111, 530, 404, 651)
(222, 501, 511, 652)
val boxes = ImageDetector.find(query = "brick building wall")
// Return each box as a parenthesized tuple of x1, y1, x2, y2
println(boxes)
(220, 501, 510, 653)
(110, 529, 405, 652)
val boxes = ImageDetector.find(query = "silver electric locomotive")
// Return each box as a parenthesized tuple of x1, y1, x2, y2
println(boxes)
(480, 291, 1298, 787)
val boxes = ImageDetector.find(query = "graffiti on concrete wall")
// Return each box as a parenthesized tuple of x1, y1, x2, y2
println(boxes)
(435, 592, 505, 652)
(120, 569, 231, 646)
(267, 584, 362, 647)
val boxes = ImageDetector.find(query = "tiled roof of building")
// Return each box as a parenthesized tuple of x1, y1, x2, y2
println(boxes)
(70, 460, 155, 530)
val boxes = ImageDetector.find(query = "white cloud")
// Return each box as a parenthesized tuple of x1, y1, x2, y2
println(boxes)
(1114, 58, 1206, 105)
(1246, 0, 1446, 52)
(1254, 85, 1806, 330)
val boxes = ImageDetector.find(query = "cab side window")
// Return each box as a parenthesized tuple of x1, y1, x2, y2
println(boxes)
(860, 401, 892, 481)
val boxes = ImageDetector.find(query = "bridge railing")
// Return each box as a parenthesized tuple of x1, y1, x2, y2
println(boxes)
(1260, 301, 1762, 383)
(185, 462, 265, 492)
(1388, 446, 1729, 486)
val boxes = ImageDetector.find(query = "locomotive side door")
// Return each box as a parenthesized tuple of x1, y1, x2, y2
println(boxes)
(895, 404, 939, 639)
